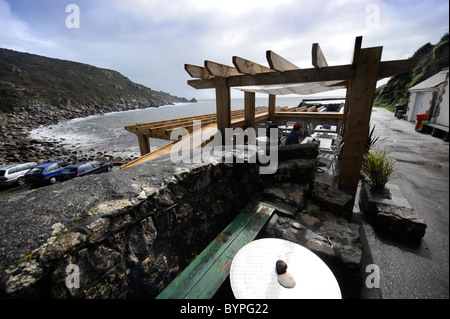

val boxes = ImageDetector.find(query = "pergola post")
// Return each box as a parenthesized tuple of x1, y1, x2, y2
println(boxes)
(137, 133, 150, 156)
(244, 91, 256, 129)
(268, 94, 276, 121)
(215, 77, 231, 142)
(338, 46, 383, 191)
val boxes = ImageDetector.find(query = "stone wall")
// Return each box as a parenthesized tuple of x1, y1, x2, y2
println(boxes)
(0, 144, 319, 298)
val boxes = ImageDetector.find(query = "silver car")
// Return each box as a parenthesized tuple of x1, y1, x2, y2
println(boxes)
(0, 162, 37, 187)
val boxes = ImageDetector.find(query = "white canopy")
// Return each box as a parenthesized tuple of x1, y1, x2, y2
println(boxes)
(235, 80, 346, 95)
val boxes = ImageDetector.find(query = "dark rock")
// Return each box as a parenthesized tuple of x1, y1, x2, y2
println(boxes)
(262, 182, 307, 209)
(276, 260, 288, 274)
(267, 158, 317, 185)
(374, 204, 427, 239)
(311, 181, 353, 221)
(40, 232, 87, 264)
(278, 143, 319, 161)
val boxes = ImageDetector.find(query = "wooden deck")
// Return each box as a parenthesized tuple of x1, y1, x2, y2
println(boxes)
(121, 107, 344, 169)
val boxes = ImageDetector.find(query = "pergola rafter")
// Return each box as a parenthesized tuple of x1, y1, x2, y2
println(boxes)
(184, 36, 418, 191)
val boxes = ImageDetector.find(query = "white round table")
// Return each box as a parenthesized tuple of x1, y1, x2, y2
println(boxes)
(230, 238, 341, 299)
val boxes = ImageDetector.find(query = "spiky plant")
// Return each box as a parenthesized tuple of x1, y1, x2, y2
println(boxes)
(362, 147, 396, 192)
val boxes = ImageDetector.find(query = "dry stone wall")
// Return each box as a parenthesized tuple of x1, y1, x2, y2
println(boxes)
(0, 143, 362, 298)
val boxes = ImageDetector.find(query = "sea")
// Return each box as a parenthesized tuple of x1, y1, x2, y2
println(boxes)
(29, 96, 343, 159)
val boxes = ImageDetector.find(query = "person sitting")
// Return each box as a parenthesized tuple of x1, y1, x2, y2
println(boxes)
(285, 123, 303, 145)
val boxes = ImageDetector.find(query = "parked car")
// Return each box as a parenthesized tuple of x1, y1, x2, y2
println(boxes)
(59, 160, 113, 181)
(0, 162, 38, 187)
(25, 161, 71, 185)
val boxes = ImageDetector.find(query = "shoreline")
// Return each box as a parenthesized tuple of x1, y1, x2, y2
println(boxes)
(0, 100, 186, 166)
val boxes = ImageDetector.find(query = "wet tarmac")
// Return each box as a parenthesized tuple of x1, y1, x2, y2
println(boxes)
(353, 108, 448, 299)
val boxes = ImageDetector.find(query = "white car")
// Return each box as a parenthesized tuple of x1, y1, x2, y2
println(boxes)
(0, 162, 37, 187)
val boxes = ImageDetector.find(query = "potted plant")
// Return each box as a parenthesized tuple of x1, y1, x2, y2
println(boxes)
(359, 147, 396, 217)
(362, 147, 396, 196)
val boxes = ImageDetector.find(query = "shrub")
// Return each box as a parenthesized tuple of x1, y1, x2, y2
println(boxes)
(362, 147, 396, 193)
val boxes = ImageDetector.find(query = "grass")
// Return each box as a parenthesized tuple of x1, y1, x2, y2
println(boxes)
(373, 99, 403, 113)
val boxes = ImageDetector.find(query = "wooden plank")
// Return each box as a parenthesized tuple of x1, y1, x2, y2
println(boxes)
(157, 205, 274, 299)
(205, 60, 242, 77)
(351, 36, 363, 67)
(275, 112, 344, 119)
(232, 56, 274, 75)
(185, 205, 274, 299)
(157, 204, 274, 299)
(137, 133, 150, 156)
(244, 91, 256, 129)
(312, 43, 328, 69)
(268, 94, 276, 121)
(187, 58, 416, 90)
(156, 212, 252, 299)
(266, 50, 300, 71)
(185, 64, 215, 80)
(378, 58, 419, 79)
(215, 77, 231, 140)
(338, 47, 383, 191)
(120, 139, 180, 169)
(188, 64, 356, 89)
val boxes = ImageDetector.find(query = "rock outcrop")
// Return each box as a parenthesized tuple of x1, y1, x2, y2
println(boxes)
(359, 181, 427, 240)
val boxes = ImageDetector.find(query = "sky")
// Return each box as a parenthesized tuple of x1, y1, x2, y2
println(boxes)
(1, 0, 449, 100)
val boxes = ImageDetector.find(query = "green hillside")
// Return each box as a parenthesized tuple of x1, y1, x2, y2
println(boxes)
(0, 48, 188, 114)
(375, 32, 449, 110)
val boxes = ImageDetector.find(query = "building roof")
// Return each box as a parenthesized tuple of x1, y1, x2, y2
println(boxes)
(408, 68, 449, 92)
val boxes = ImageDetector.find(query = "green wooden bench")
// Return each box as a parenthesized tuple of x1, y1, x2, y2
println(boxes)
(425, 123, 449, 141)
(156, 203, 275, 299)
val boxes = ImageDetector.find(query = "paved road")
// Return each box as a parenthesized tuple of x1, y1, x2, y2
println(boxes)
(357, 108, 449, 299)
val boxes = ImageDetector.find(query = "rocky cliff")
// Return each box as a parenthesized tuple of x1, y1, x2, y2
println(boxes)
(0, 48, 189, 115)
(0, 48, 193, 164)
(375, 32, 449, 107)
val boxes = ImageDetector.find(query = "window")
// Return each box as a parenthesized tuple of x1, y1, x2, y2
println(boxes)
(28, 167, 44, 174)
(18, 165, 30, 172)
(91, 161, 101, 168)
(62, 167, 78, 174)
(59, 162, 70, 168)
(83, 163, 94, 171)
(47, 164, 59, 173)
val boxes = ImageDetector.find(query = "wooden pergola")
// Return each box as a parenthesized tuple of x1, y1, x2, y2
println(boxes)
(184, 36, 418, 191)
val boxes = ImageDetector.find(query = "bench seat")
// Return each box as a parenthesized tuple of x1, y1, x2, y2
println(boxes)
(156, 203, 275, 299)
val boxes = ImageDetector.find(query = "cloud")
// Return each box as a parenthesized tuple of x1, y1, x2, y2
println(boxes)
(0, 0, 57, 51)
(1, 0, 449, 100)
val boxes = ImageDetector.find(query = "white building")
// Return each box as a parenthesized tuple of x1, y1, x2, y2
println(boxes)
(406, 68, 449, 128)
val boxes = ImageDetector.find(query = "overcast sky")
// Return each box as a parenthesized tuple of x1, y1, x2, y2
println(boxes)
(1, 0, 448, 100)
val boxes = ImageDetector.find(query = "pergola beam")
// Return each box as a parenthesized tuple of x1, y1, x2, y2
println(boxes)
(266, 50, 300, 71)
(312, 43, 328, 69)
(351, 36, 363, 67)
(188, 64, 355, 89)
(205, 60, 242, 77)
(187, 58, 417, 90)
(233, 56, 274, 75)
(185, 64, 215, 80)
